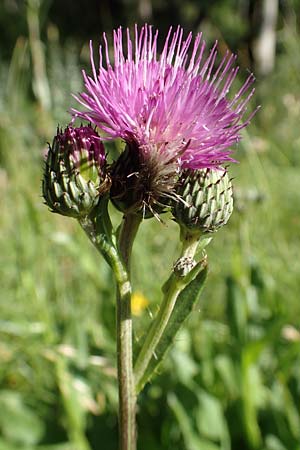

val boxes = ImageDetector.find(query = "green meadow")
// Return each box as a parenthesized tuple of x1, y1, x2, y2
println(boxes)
(1, 2, 300, 449)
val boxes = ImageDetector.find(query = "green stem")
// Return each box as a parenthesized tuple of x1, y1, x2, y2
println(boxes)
(79, 208, 141, 450)
(118, 213, 142, 270)
(180, 229, 202, 259)
(134, 230, 200, 393)
(78, 214, 115, 266)
(116, 213, 141, 450)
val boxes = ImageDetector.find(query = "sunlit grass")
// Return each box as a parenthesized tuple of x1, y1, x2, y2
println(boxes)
(1, 19, 300, 450)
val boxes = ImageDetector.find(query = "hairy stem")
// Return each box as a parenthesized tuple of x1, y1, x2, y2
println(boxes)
(134, 230, 200, 393)
(79, 209, 141, 450)
(118, 214, 142, 270)
(116, 213, 141, 450)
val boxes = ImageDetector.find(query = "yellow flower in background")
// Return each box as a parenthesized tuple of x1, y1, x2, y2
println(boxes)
(131, 292, 149, 317)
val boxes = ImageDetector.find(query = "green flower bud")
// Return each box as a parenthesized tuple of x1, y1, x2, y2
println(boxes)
(43, 125, 109, 218)
(173, 168, 233, 234)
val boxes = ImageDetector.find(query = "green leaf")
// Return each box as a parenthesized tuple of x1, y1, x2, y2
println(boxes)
(195, 390, 225, 439)
(0, 391, 44, 446)
(170, 337, 199, 384)
(225, 276, 247, 344)
(269, 380, 300, 441)
(139, 264, 207, 389)
(215, 355, 238, 399)
(168, 392, 220, 450)
(265, 435, 288, 450)
(0, 438, 74, 450)
(240, 355, 264, 448)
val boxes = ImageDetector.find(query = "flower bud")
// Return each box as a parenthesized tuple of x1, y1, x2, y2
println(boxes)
(173, 168, 233, 234)
(43, 126, 109, 218)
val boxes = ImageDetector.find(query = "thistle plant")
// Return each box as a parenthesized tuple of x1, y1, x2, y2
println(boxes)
(43, 24, 256, 450)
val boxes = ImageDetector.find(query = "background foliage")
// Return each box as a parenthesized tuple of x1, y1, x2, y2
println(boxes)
(1, 1, 300, 449)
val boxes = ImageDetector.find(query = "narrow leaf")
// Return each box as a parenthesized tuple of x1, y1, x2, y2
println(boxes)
(137, 264, 207, 391)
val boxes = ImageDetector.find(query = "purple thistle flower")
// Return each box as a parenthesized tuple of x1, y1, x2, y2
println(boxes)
(72, 24, 256, 171)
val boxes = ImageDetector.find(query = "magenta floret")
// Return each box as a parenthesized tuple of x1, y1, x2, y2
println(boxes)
(72, 25, 256, 170)
(57, 125, 106, 168)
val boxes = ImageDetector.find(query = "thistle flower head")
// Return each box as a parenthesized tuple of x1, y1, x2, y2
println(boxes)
(110, 140, 180, 216)
(72, 24, 256, 214)
(73, 25, 255, 166)
(43, 125, 108, 218)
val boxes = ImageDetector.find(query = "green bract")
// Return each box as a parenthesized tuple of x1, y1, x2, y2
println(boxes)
(173, 168, 234, 234)
(43, 126, 108, 218)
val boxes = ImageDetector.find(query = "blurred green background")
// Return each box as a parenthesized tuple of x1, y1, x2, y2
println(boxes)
(1, 0, 300, 449)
